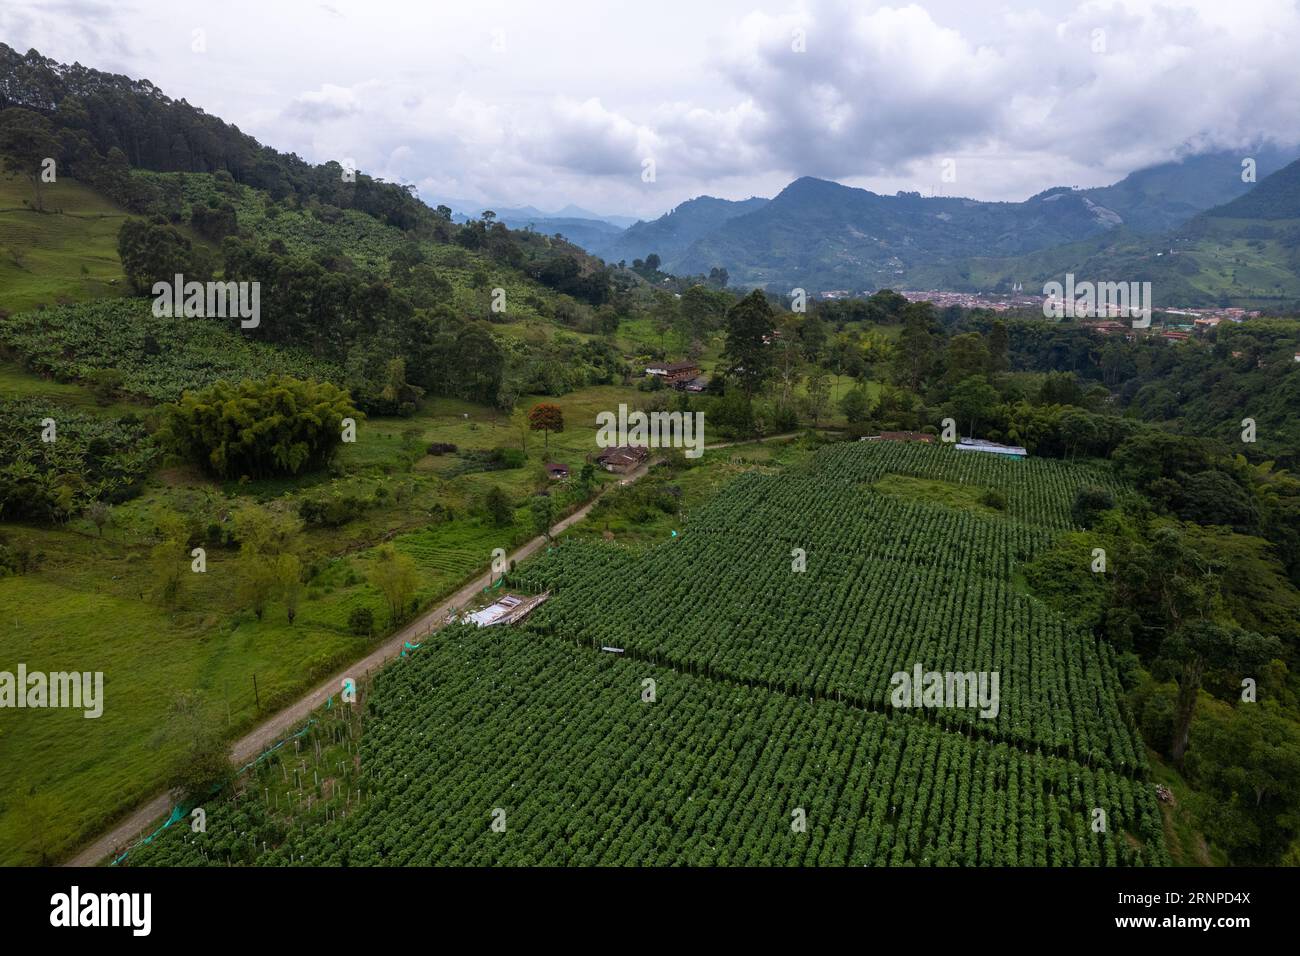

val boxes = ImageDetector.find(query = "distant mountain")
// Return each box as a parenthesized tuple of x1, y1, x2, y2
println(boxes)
(459, 144, 1300, 295)
(593, 195, 769, 267)
(957, 158, 1300, 309)
(587, 147, 1300, 293)
(497, 215, 625, 251)
(664, 177, 1121, 291)
(434, 199, 635, 229)
(1203, 154, 1300, 220)
(1079, 145, 1300, 233)
(493, 203, 637, 228)
(550, 204, 638, 229)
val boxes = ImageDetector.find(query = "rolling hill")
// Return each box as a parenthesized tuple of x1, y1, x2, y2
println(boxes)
(591, 194, 769, 268)
(0, 174, 133, 312)
(0, 44, 661, 866)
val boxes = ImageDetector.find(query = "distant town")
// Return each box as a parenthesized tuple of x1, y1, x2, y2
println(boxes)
(816, 288, 1263, 339)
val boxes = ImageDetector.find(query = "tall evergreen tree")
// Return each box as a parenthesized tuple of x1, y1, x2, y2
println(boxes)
(722, 289, 776, 399)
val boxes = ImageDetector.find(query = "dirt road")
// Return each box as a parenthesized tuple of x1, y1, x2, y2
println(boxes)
(64, 433, 798, 866)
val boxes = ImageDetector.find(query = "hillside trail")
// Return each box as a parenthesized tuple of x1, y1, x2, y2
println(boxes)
(64, 431, 800, 866)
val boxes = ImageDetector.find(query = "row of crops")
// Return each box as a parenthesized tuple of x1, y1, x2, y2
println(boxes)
(516, 442, 1145, 770)
(126, 439, 1165, 866)
(0, 300, 342, 401)
(136, 170, 413, 269)
(0, 399, 158, 519)
(689, 471, 1053, 570)
(127, 629, 1168, 866)
(700, 440, 1123, 535)
(835, 441, 1125, 526)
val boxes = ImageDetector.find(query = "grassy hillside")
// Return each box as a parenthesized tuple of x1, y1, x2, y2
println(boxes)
(134, 169, 621, 326)
(0, 299, 344, 400)
(0, 140, 717, 866)
(0, 359, 139, 416)
(0, 174, 131, 313)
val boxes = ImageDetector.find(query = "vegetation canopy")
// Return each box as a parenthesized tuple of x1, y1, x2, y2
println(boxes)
(159, 375, 359, 479)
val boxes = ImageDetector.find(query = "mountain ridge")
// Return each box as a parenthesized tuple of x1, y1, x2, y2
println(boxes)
(571, 146, 1298, 297)
(667, 175, 1122, 291)
(949, 157, 1300, 308)
(590, 194, 769, 267)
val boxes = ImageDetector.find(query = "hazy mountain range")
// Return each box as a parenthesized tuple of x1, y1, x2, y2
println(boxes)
(436, 199, 638, 229)
(492, 146, 1300, 306)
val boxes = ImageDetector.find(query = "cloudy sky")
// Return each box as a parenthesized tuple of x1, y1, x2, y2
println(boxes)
(4, 0, 1300, 219)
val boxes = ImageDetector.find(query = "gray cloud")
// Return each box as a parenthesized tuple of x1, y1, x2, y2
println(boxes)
(4, 0, 1299, 216)
(282, 84, 363, 122)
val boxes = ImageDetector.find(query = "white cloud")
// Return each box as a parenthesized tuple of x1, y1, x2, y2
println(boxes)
(3, 0, 1299, 214)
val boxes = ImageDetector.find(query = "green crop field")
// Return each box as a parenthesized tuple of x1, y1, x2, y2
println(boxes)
(123, 440, 1168, 866)
(0, 299, 345, 402)
(0, 380, 707, 865)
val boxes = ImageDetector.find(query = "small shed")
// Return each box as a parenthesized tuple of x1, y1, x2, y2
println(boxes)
(954, 438, 1027, 458)
(468, 591, 551, 628)
(545, 462, 569, 479)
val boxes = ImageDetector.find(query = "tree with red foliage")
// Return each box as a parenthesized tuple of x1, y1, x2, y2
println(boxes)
(527, 402, 564, 455)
